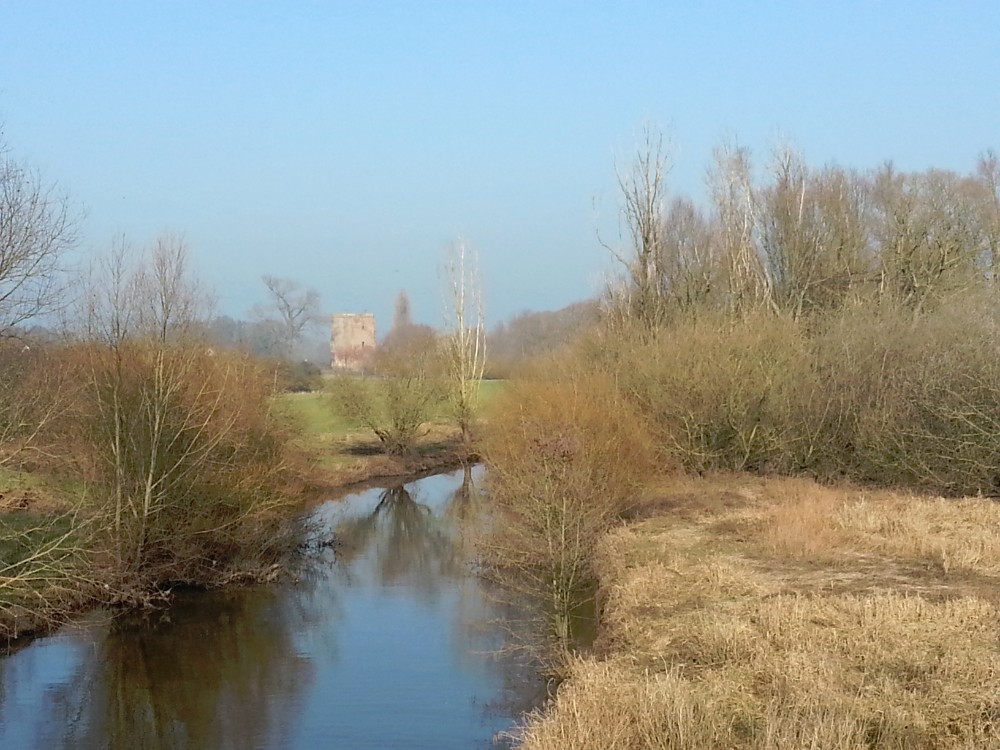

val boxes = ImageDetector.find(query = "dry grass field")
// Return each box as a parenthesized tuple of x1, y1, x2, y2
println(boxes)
(516, 475, 1000, 749)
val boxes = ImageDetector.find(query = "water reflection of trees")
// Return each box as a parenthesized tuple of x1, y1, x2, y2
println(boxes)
(334, 477, 474, 594)
(26, 587, 323, 750)
(0, 467, 553, 749)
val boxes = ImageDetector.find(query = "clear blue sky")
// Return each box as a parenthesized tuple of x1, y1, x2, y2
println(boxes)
(2, 2, 998, 330)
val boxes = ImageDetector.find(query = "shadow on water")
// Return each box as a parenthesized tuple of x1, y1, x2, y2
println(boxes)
(0, 466, 548, 750)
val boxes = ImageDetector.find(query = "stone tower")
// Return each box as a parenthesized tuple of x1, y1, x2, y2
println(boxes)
(331, 313, 376, 370)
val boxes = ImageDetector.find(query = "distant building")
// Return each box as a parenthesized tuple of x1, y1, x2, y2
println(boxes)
(331, 313, 376, 370)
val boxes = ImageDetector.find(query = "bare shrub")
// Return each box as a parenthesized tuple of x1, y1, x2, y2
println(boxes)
(0, 339, 79, 469)
(608, 312, 815, 474)
(330, 327, 446, 456)
(593, 286, 1000, 495)
(808, 292, 1000, 493)
(74, 238, 294, 593)
(482, 372, 658, 658)
(0, 510, 97, 640)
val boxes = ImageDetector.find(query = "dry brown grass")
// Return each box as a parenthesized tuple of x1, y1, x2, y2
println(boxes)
(516, 475, 1000, 749)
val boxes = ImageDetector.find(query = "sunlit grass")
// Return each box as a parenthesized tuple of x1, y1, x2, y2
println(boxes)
(475, 378, 506, 417)
(273, 391, 359, 437)
(516, 475, 1000, 750)
(274, 379, 506, 436)
(273, 379, 501, 487)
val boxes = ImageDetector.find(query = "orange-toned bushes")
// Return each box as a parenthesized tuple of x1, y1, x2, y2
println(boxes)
(483, 371, 659, 654)
(70, 339, 294, 593)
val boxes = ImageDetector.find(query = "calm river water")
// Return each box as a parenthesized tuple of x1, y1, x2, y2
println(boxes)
(0, 467, 542, 749)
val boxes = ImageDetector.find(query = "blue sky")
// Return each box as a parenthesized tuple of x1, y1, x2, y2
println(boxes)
(1, 2, 998, 330)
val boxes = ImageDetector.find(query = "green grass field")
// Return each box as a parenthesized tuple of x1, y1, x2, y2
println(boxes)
(274, 391, 359, 437)
(476, 378, 506, 414)
(273, 379, 506, 480)
(275, 379, 507, 437)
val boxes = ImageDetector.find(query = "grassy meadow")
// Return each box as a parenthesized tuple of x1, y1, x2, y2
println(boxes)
(515, 475, 1000, 749)
(273, 378, 505, 489)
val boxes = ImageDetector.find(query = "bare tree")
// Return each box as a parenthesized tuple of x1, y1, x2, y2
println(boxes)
(605, 125, 672, 331)
(758, 145, 871, 317)
(443, 239, 486, 445)
(708, 142, 773, 315)
(258, 275, 321, 359)
(0, 134, 77, 467)
(0, 133, 76, 335)
(657, 197, 722, 315)
(0, 339, 76, 467)
(871, 164, 986, 308)
(977, 150, 1000, 281)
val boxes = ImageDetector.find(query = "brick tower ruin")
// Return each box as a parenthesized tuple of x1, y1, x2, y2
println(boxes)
(331, 313, 376, 370)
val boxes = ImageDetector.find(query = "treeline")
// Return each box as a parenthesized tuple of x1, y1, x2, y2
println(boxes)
(482, 131, 1000, 662)
(486, 300, 600, 378)
(609, 133, 1000, 326)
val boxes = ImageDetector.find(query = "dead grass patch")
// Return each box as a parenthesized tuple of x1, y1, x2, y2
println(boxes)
(518, 474, 1000, 749)
(837, 493, 1000, 576)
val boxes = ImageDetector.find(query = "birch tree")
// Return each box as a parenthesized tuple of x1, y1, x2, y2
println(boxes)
(606, 125, 672, 331)
(709, 142, 774, 315)
(444, 239, 486, 445)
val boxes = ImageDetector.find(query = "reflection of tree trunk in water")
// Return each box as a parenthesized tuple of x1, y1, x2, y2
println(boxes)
(445, 464, 476, 522)
(335, 484, 457, 588)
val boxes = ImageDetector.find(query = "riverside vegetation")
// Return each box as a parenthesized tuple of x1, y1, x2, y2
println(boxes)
(0, 133, 488, 641)
(0, 259, 488, 641)
(483, 131, 1000, 748)
(0, 240, 303, 639)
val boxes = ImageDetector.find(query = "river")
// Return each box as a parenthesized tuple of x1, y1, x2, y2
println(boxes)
(0, 467, 543, 749)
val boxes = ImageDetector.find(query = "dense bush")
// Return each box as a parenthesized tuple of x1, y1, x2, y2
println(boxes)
(274, 358, 324, 393)
(599, 313, 814, 475)
(586, 293, 1000, 496)
(75, 341, 293, 592)
(806, 295, 1000, 493)
(482, 371, 658, 654)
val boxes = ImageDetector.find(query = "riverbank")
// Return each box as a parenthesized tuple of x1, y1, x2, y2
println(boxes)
(0, 391, 477, 645)
(276, 390, 480, 499)
(517, 473, 1000, 749)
